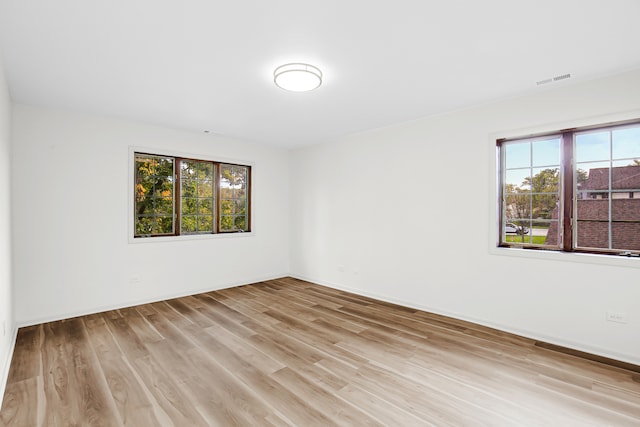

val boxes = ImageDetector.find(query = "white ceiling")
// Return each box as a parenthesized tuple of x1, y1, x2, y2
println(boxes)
(1, 0, 640, 148)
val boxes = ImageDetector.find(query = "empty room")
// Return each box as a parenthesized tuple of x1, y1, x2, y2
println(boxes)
(1, 0, 639, 425)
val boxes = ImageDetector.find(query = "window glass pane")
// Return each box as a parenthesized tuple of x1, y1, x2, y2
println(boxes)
(612, 222, 640, 250)
(575, 131, 610, 163)
(180, 159, 215, 234)
(612, 126, 640, 160)
(220, 215, 233, 230)
(532, 193, 558, 220)
(220, 165, 232, 186)
(235, 188, 247, 199)
(577, 163, 610, 238)
(575, 166, 590, 191)
(612, 198, 638, 221)
(182, 198, 197, 215)
(530, 167, 559, 194)
(181, 216, 197, 233)
(235, 199, 247, 214)
(538, 219, 560, 247)
(154, 216, 174, 235)
(504, 169, 529, 191)
(136, 217, 153, 236)
(532, 137, 560, 167)
(221, 200, 232, 215)
(198, 162, 213, 179)
(576, 219, 609, 249)
(575, 156, 612, 251)
(198, 198, 213, 215)
(181, 159, 196, 177)
(155, 197, 173, 215)
(199, 180, 213, 198)
(198, 215, 213, 233)
(136, 203, 154, 216)
(505, 220, 557, 246)
(610, 162, 640, 191)
(181, 179, 196, 197)
(134, 154, 174, 236)
(504, 193, 531, 223)
(504, 141, 530, 169)
(234, 215, 246, 230)
(503, 220, 531, 244)
(220, 187, 232, 199)
(219, 164, 250, 232)
(236, 167, 248, 188)
(576, 191, 609, 220)
(577, 161, 609, 195)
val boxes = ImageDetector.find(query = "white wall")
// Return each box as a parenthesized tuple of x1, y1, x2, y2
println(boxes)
(12, 105, 290, 325)
(7, 68, 640, 372)
(290, 69, 640, 365)
(0, 53, 15, 403)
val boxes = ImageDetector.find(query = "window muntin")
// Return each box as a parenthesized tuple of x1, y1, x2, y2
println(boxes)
(134, 152, 250, 238)
(498, 120, 640, 255)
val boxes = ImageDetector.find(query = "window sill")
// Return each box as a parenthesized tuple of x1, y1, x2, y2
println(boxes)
(490, 245, 640, 269)
(128, 231, 254, 244)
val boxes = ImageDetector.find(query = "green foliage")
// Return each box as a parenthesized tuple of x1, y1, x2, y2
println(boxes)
(135, 156, 249, 235)
(180, 160, 215, 234)
(234, 215, 246, 230)
(181, 215, 197, 233)
(219, 165, 249, 231)
(576, 168, 588, 188)
(135, 155, 175, 236)
(505, 168, 559, 221)
(221, 200, 233, 215)
(523, 168, 559, 193)
(220, 215, 233, 230)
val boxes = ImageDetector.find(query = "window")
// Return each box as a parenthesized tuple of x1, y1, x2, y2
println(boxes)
(497, 120, 640, 256)
(134, 152, 250, 237)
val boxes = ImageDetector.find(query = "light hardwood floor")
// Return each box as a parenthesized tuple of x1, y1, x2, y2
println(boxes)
(1, 277, 639, 426)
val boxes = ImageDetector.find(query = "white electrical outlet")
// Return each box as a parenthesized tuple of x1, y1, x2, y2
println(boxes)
(606, 312, 628, 324)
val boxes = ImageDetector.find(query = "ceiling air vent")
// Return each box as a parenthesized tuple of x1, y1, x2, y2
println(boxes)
(536, 73, 571, 86)
(553, 73, 571, 81)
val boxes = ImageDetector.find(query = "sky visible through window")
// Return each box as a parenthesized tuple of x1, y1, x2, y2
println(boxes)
(504, 126, 640, 189)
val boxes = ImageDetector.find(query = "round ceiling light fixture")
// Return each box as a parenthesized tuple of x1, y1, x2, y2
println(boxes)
(274, 63, 322, 92)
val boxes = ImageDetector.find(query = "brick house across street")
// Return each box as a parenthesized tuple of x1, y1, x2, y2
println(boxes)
(546, 164, 640, 250)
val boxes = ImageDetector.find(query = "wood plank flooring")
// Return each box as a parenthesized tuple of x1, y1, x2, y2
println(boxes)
(1, 277, 639, 426)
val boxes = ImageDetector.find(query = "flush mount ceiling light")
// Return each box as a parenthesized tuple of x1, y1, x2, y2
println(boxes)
(274, 63, 322, 92)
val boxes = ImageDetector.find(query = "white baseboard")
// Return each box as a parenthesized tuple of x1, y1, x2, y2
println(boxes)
(0, 323, 18, 410)
(17, 273, 289, 328)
